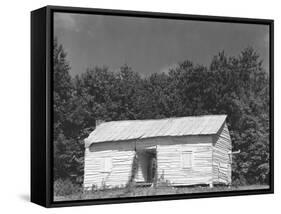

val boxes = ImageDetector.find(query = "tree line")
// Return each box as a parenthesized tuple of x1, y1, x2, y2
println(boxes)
(53, 39, 270, 187)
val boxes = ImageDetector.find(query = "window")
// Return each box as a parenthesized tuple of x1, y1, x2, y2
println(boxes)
(100, 157, 112, 172)
(182, 151, 192, 168)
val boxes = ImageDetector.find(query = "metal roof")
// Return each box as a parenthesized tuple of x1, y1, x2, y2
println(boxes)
(85, 115, 227, 147)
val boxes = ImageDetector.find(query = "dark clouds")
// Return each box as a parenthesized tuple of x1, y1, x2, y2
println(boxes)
(54, 12, 269, 77)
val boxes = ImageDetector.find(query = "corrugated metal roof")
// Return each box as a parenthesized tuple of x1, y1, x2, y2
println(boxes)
(85, 115, 227, 146)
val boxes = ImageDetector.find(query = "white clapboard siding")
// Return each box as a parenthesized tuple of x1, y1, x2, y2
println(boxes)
(158, 136, 213, 186)
(136, 136, 213, 186)
(212, 122, 232, 184)
(84, 141, 135, 189)
(84, 122, 232, 189)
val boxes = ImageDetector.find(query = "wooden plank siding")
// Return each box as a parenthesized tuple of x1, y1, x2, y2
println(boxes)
(135, 136, 213, 186)
(84, 141, 136, 189)
(212, 122, 232, 184)
(84, 127, 232, 189)
(154, 136, 213, 186)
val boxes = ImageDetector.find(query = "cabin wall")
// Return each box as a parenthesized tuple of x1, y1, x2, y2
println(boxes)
(84, 141, 135, 189)
(84, 130, 231, 189)
(136, 136, 213, 186)
(212, 123, 232, 184)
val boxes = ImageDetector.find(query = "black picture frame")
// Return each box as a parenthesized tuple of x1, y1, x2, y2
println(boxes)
(31, 5, 274, 208)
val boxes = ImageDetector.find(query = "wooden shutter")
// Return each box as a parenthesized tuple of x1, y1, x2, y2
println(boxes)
(182, 151, 192, 168)
(100, 158, 112, 172)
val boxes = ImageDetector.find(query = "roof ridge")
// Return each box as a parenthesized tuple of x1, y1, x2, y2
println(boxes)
(101, 114, 227, 124)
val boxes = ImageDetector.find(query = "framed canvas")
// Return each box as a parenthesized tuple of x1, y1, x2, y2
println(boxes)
(31, 5, 274, 208)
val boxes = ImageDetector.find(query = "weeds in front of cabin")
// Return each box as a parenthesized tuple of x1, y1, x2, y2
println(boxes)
(54, 179, 82, 197)
(53, 163, 269, 201)
(54, 182, 269, 201)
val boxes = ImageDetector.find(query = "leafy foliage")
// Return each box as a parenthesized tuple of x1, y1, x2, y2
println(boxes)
(53, 40, 270, 187)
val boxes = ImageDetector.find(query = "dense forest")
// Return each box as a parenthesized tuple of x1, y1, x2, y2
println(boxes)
(53, 39, 270, 189)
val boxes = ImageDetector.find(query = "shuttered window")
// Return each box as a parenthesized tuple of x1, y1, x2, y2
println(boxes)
(100, 158, 112, 172)
(182, 151, 192, 168)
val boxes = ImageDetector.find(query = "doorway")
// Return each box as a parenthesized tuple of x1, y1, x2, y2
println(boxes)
(136, 149, 157, 183)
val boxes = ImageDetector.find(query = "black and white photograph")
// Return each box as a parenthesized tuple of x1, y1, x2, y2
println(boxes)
(52, 10, 272, 202)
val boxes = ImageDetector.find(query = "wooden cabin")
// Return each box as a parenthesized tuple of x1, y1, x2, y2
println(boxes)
(83, 115, 232, 189)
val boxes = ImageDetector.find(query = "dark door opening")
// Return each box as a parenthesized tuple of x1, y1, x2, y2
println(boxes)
(136, 149, 157, 183)
(146, 151, 157, 183)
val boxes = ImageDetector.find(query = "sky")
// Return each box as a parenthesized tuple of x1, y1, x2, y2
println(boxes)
(54, 12, 269, 77)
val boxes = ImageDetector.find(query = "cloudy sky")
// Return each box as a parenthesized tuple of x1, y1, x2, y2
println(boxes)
(54, 12, 269, 77)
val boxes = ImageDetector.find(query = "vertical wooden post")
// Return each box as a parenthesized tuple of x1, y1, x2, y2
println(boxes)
(155, 145, 158, 187)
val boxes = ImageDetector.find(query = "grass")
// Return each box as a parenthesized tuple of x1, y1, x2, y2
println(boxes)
(54, 184, 269, 202)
